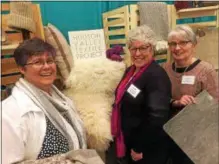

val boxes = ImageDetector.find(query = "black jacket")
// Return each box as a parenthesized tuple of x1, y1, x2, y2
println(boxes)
(118, 61, 172, 163)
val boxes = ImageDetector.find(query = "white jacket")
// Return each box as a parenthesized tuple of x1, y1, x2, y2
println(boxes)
(2, 86, 81, 164)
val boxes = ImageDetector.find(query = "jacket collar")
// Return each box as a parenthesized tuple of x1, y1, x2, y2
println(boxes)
(12, 85, 43, 116)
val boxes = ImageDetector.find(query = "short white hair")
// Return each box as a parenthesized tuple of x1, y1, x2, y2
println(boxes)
(127, 25, 157, 47)
(168, 25, 197, 45)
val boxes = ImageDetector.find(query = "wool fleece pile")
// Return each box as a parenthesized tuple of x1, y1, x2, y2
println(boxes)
(64, 58, 125, 152)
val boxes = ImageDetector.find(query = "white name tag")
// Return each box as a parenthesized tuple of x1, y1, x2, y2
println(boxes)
(181, 75, 195, 85)
(127, 84, 141, 98)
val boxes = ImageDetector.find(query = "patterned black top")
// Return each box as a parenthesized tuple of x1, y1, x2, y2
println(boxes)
(37, 116, 70, 159)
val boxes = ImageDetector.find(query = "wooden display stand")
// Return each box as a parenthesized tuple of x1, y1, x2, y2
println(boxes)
(102, 4, 219, 66)
(102, 4, 172, 66)
(1, 2, 45, 100)
(102, 5, 139, 66)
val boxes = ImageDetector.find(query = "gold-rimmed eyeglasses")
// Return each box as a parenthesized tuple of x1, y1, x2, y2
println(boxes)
(129, 45, 151, 54)
(168, 41, 191, 48)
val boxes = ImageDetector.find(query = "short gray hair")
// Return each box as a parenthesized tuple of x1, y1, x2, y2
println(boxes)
(127, 25, 157, 47)
(168, 25, 197, 45)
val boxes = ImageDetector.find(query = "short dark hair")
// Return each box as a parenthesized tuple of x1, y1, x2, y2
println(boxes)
(14, 37, 56, 66)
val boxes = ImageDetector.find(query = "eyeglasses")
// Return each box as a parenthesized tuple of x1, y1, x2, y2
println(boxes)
(25, 59, 55, 67)
(168, 41, 191, 48)
(129, 45, 151, 54)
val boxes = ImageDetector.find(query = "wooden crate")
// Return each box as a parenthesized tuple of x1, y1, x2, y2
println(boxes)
(1, 2, 45, 100)
(102, 4, 171, 66)
(1, 2, 23, 87)
(172, 5, 219, 29)
(103, 4, 219, 66)
(102, 5, 139, 66)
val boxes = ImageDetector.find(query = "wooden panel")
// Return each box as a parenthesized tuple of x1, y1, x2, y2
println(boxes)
(106, 18, 125, 26)
(167, 5, 172, 30)
(1, 3, 10, 11)
(203, 2, 219, 7)
(108, 39, 126, 45)
(178, 9, 217, 19)
(176, 5, 219, 30)
(171, 4, 179, 29)
(130, 4, 138, 12)
(1, 49, 15, 56)
(31, 4, 45, 40)
(2, 14, 8, 30)
(2, 43, 19, 51)
(217, 7, 219, 27)
(102, 5, 127, 18)
(129, 4, 139, 29)
(129, 7, 139, 29)
(2, 74, 21, 86)
(167, 5, 174, 62)
(1, 58, 20, 75)
(187, 21, 217, 28)
(195, 28, 218, 70)
(106, 14, 124, 19)
(106, 22, 125, 27)
(108, 28, 125, 36)
(178, 5, 219, 14)
(7, 33, 23, 42)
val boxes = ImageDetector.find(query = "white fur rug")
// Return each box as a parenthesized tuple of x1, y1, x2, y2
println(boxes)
(64, 58, 125, 151)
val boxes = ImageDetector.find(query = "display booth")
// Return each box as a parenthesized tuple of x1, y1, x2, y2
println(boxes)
(102, 4, 219, 66)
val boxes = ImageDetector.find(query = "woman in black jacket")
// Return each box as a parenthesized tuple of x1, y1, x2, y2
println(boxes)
(111, 25, 171, 164)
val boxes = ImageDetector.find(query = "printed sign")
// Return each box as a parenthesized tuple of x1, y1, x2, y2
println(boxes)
(68, 29, 106, 61)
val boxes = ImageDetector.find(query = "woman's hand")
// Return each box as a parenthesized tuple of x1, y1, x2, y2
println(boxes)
(131, 149, 143, 161)
(173, 95, 196, 107)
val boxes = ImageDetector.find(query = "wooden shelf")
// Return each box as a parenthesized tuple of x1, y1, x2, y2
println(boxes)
(2, 42, 19, 51)
(177, 5, 219, 14)
(1, 74, 21, 86)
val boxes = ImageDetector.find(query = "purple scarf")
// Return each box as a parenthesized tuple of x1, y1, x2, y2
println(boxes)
(111, 60, 153, 158)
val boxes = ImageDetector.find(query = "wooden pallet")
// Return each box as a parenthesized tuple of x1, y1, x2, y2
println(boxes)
(102, 4, 172, 66)
(1, 2, 45, 100)
(102, 4, 219, 66)
(173, 5, 219, 28)
(102, 5, 139, 66)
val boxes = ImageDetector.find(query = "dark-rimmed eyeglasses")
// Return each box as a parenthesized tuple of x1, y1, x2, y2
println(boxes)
(129, 45, 151, 54)
(168, 41, 191, 48)
(25, 59, 55, 67)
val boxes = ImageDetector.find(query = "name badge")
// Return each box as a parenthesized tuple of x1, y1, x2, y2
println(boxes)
(127, 84, 141, 98)
(181, 75, 195, 85)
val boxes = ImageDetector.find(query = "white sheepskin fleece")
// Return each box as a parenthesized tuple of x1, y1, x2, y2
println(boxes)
(64, 58, 125, 152)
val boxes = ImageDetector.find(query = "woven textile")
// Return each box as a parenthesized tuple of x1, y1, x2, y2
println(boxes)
(17, 149, 104, 164)
(44, 23, 74, 82)
(8, 1, 36, 32)
(138, 2, 169, 41)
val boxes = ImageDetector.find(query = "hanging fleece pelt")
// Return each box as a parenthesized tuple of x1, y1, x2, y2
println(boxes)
(63, 58, 125, 152)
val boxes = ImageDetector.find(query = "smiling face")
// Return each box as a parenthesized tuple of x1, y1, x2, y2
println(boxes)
(129, 40, 153, 69)
(168, 32, 196, 64)
(19, 52, 57, 93)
